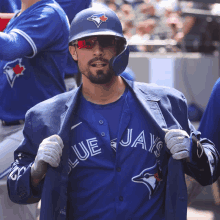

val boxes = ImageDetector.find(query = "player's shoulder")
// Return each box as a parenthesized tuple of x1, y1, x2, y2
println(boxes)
(212, 78, 220, 95)
(30, 0, 68, 21)
(26, 88, 78, 116)
(134, 81, 186, 101)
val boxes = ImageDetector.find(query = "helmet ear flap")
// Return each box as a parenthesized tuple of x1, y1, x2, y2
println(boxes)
(110, 45, 129, 76)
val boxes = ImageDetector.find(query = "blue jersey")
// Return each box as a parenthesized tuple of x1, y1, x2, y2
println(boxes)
(199, 78, 220, 154)
(0, 0, 21, 13)
(7, 80, 219, 220)
(67, 87, 167, 219)
(55, 0, 92, 77)
(0, 0, 69, 122)
(55, 0, 91, 24)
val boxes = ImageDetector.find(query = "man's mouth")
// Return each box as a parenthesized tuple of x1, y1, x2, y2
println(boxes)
(91, 62, 107, 68)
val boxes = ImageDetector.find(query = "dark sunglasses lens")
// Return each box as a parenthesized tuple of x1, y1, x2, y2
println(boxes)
(85, 39, 94, 48)
(78, 36, 117, 49)
(98, 36, 116, 48)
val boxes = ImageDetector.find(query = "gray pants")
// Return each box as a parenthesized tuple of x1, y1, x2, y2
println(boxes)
(0, 122, 39, 220)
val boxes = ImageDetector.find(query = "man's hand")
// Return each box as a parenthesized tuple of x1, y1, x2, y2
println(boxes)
(164, 129, 190, 160)
(31, 135, 64, 186)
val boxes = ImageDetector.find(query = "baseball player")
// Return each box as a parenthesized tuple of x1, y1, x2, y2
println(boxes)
(199, 77, 220, 156)
(7, 7, 219, 220)
(0, 0, 69, 219)
(185, 78, 220, 204)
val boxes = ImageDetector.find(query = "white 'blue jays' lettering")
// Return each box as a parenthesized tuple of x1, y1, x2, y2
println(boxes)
(120, 129, 132, 147)
(86, 137, 101, 156)
(72, 141, 90, 161)
(70, 131, 163, 173)
(131, 130, 147, 150)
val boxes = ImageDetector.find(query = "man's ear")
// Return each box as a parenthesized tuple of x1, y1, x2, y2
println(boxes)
(69, 46, 78, 61)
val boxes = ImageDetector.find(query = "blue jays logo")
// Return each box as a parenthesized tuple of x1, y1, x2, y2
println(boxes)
(132, 161, 163, 199)
(111, 138, 117, 152)
(87, 13, 108, 28)
(3, 58, 25, 88)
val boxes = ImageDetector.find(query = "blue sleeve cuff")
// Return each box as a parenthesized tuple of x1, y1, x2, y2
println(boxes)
(7, 162, 43, 204)
(189, 132, 206, 166)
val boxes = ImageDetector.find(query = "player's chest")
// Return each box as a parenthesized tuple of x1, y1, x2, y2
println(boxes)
(68, 113, 167, 171)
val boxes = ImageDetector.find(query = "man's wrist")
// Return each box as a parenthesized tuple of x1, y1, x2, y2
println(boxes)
(30, 163, 46, 187)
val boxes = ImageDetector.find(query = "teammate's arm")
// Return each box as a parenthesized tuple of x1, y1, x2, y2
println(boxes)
(0, 32, 32, 60)
(0, 13, 15, 19)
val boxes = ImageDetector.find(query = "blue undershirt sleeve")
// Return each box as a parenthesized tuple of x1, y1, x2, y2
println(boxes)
(0, 31, 33, 61)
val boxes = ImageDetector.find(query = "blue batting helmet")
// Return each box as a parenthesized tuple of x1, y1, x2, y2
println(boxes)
(69, 7, 129, 76)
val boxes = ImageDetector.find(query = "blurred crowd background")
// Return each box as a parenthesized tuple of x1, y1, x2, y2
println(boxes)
(89, 0, 220, 124)
(93, 0, 220, 53)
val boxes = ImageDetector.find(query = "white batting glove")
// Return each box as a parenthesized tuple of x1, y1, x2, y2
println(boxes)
(31, 135, 64, 181)
(164, 129, 190, 160)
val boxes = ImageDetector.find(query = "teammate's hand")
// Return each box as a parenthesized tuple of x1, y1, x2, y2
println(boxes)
(31, 135, 64, 182)
(163, 129, 190, 160)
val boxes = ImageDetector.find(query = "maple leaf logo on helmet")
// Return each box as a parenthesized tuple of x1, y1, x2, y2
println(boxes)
(87, 13, 108, 28)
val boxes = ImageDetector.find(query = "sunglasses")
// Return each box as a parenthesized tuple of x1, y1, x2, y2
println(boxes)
(70, 36, 120, 49)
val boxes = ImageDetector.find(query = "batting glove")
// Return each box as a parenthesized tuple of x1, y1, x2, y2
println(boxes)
(164, 129, 190, 160)
(31, 135, 64, 181)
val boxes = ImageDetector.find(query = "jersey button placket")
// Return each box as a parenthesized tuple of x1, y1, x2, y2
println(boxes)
(99, 120, 105, 137)
(101, 132, 105, 137)
(116, 167, 121, 172)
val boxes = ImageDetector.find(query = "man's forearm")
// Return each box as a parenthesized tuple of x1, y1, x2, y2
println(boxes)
(30, 163, 46, 187)
(0, 13, 15, 20)
(0, 32, 33, 60)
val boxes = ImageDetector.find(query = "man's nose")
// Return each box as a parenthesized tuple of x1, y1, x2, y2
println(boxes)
(92, 41, 104, 56)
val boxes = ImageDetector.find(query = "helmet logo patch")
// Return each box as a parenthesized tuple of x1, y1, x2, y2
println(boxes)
(87, 13, 108, 28)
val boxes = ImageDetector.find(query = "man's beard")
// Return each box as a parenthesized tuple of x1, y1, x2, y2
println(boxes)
(86, 69, 114, 84)
(79, 57, 115, 84)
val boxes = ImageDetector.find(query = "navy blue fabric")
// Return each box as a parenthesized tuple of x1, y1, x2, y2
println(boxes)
(7, 78, 219, 220)
(55, 0, 91, 24)
(87, 87, 128, 139)
(0, 0, 21, 13)
(121, 67, 135, 81)
(66, 86, 166, 219)
(199, 78, 220, 157)
(0, 31, 33, 60)
(0, 0, 69, 122)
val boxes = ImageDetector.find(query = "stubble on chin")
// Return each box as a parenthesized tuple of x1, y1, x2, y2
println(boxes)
(84, 68, 115, 85)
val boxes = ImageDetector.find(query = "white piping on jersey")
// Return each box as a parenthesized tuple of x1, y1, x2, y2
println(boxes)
(71, 122, 82, 130)
(66, 15, 70, 28)
(11, 29, 37, 58)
